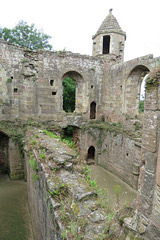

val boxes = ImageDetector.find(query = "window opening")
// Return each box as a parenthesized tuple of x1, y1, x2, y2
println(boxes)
(52, 92, 56, 95)
(50, 80, 54, 86)
(14, 88, 18, 93)
(103, 35, 110, 54)
(63, 77, 76, 113)
(90, 101, 96, 119)
(139, 73, 149, 113)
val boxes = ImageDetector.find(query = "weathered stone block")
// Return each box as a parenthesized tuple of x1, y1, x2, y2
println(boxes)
(139, 193, 153, 218)
(142, 111, 158, 152)
(156, 142, 160, 186)
(141, 170, 155, 198)
(145, 87, 158, 111)
(152, 185, 160, 225)
(143, 151, 157, 173)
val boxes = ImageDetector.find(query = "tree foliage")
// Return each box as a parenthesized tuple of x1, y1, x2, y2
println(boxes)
(0, 20, 52, 50)
(139, 100, 144, 113)
(63, 77, 76, 112)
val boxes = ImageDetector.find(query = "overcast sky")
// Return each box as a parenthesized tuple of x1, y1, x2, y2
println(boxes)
(1, 0, 160, 61)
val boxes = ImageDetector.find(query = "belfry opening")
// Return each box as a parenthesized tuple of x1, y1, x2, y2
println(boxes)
(103, 35, 110, 54)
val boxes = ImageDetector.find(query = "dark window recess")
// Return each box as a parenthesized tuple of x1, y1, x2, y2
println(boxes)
(14, 88, 18, 93)
(11, 76, 13, 79)
(50, 80, 54, 86)
(91, 85, 93, 89)
(52, 92, 56, 95)
(90, 101, 96, 119)
(103, 35, 110, 54)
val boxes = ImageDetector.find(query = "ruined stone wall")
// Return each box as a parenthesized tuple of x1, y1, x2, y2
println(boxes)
(102, 55, 160, 122)
(0, 40, 24, 120)
(0, 130, 23, 179)
(25, 128, 128, 240)
(1, 39, 160, 126)
(80, 127, 141, 189)
(8, 139, 24, 180)
(0, 40, 104, 123)
(0, 131, 9, 173)
(136, 79, 160, 239)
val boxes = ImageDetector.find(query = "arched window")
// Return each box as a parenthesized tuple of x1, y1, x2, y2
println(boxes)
(139, 73, 149, 113)
(90, 102, 96, 119)
(63, 77, 76, 112)
(62, 71, 84, 113)
(124, 65, 150, 115)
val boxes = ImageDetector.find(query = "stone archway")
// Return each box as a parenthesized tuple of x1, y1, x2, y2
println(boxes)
(87, 146, 95, 164)
(90, 101, 96, 119)
(62, 71, 85, 113)
(124, 65, 150, 116)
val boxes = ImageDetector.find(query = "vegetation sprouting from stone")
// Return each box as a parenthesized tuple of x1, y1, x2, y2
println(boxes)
(42, 129, 77, 150)
(82, 119, 142, 139)
(145, 65, 160, 92)
(25, 127, 137, 239)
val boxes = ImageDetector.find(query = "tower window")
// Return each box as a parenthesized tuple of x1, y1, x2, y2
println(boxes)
(50, 80, 54, 86)
(103, 35, 110, 54)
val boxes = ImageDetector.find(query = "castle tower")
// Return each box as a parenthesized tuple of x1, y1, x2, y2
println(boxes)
(92, 9, 126, 62)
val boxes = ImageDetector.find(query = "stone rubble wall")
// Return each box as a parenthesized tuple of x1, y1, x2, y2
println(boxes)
(80, 127, 141, 189)
(25, 129, 120, 240)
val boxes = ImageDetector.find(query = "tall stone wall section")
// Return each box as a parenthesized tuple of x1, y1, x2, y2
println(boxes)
(102, 55, 160, 122)
(0, 130, 24, 179)
(80, 127, 141, 189)
(136, 82, 160, 239)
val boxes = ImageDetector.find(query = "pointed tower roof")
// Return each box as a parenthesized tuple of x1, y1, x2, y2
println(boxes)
(92, 9, 126, 39)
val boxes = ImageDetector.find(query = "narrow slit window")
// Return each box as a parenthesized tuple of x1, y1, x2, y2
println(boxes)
(103, 35, 110, 54)
(50, 80, 54, 86)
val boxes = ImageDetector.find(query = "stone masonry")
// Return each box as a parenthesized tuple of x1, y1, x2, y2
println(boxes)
(0, 9, 160, 239)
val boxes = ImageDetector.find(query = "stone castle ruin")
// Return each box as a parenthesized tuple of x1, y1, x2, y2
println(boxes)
(0, 9, 160, 239)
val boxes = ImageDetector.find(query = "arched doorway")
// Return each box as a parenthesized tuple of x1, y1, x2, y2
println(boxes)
(87, 146, 95, 164)
(90, 101, 96, 119)
(0, 131, 9, 174)
(62, 71, 84, 113)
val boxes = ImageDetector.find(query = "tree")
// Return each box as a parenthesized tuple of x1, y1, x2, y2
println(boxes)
(0, 20, 52, 50)
(63, 77, 76, 112)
